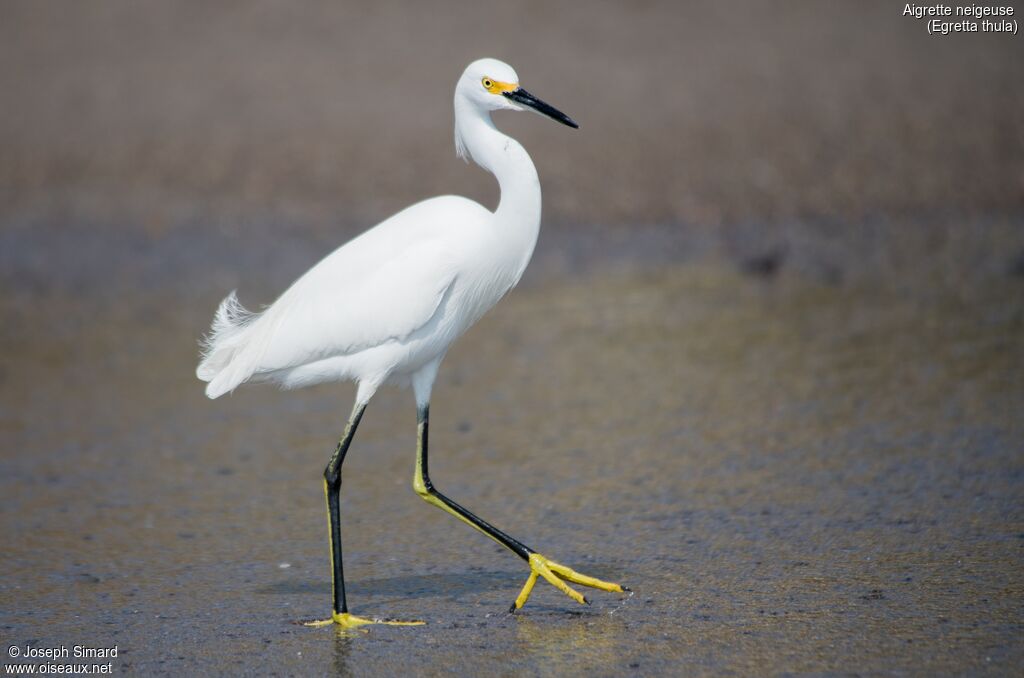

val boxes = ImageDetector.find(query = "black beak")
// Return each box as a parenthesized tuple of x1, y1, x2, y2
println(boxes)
(503, 88, 579, 129)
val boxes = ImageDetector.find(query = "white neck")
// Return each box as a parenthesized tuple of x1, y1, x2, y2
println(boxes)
(454, 98, 542, 233)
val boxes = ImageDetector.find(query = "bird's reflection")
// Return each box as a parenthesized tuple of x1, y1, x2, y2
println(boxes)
(331, 633, 355, 677)
(514, 611, 628, 672)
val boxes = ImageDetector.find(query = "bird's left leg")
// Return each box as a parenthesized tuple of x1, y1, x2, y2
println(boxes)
(411, 404, 626, 612)
(305, 401, 424, 630)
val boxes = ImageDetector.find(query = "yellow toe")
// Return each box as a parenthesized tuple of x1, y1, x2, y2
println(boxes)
(547, 561, 625, 593)
(304, 612, 425, 629)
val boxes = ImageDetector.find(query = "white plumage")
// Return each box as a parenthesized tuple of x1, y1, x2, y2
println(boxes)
(197, 58, 572, 407)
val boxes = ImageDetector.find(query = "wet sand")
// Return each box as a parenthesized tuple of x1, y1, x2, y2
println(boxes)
(2, 1, 1024, 675)
(2, 219, 1023, 674)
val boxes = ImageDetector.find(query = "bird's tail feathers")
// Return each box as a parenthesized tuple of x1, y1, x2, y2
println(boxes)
(196, 291, 262, 398)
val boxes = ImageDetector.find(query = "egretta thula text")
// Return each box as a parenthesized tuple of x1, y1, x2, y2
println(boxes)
(197, 58, 626, 629)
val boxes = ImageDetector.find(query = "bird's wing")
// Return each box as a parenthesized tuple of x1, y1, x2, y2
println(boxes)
(245, 237, 458, 374)
(199, 195, 490, 398)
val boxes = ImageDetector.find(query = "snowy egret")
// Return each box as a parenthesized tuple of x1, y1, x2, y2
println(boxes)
(197, 58, 626, 629)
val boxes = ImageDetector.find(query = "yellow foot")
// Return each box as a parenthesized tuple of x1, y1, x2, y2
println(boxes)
(510, 553, 629, 612)
(303, 611, 425, 629)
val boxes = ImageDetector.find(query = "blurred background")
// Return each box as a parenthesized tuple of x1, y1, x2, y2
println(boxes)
(2, 2, 1022, 675)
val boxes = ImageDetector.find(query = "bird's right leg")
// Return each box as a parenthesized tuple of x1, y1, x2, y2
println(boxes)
(411, 404, 626, 612)
(305, 401, 423, 630)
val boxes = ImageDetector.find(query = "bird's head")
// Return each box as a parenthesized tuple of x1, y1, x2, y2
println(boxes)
(455, 58, 578, 129)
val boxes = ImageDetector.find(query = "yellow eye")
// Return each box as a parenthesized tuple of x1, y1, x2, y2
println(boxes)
(482, 77, 494, 89)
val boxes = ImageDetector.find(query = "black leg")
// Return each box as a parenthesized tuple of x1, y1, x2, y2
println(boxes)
(411, 403, 626, 613)
(323, 402, 366, 615)
(412, 403, 534, 561)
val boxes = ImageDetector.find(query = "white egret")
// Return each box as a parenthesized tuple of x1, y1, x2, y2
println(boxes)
(197, 58, 626, 629)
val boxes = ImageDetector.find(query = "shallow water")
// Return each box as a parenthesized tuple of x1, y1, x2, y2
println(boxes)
(1, 225, 1022, 675)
